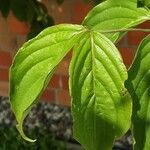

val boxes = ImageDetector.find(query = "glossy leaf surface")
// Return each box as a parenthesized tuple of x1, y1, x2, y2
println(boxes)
(70, 31, 132, 150)
(126, 35, 150, 150)
(83, 0, 150, 42)
(10, 24, 84, 142)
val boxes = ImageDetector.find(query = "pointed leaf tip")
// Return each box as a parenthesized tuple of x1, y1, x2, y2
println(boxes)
(9, 24, 85, 141)
(16, 123, 36, 142)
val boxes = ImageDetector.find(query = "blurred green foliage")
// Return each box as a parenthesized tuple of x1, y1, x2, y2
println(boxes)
(0, 127, 66, 150)
(0, 0, 104, 39)
(0, 0, 55, 39)
(137, 0, 150, 8)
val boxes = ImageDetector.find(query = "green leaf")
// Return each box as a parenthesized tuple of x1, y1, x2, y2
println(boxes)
(82, 0, 150, 42)
(126, 35, 150, 150)
(10, 24, 85, 142)
(70, 31, 132, 150)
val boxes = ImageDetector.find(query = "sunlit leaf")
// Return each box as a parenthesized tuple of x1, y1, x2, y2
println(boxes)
(83, 0, 150, 42)
(126, 35, 150, 150)
(10, 24, 85, 142)
(70, 31, 132, 150)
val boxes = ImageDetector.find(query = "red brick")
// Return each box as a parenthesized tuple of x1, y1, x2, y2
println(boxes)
(127, 31, 147, 46)
(116, 36, 126, 47)
(138, 20, 150, 28)
(48, 75, 61, 88)
(43, 0, 73, 24)
(0, 81, 9, 96)
(73, 0, 93, 23)
(0, 34, 17, 52)
(7, 12, 30, 35)
(57, 89, 71, 106)
(119, 47, 135, 67)
(55, 60, 70, 76)
(62, 76, 69, 90)
(41, 89, 55, 102)
(16, 35, 26, 48)
(0, 68, 9, 81)
(0, 51, 12, 67)
(0, 17, 3, 33)
(127, 20, 150, 46)
(64, 51, 72, 60)
(0, 13, 7, 33)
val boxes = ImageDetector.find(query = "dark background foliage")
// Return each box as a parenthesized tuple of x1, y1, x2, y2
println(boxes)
(0, 0, 104, 39)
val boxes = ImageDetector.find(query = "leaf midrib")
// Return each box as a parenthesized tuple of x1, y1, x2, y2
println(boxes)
(90, 31, 96, 148)
(83, 3, 148, 26)
(90, 32, 118, 146)
(91, 32, 119, 139)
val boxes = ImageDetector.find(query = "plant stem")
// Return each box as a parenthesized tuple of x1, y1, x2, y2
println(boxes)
(95, 28, 150, 33)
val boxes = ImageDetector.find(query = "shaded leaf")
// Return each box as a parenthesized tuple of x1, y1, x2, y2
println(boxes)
(26, 2, 36, 25)
(10, 24, 85, 142)
(27, 16, 54, 40)
(126, 35, 150, 150)
(83, 0, 150, 42)
(137, 0, 150, 9)
(137, 0, 145, 7)
(70, 31, 132, 150)
(10, 0, 27, 21)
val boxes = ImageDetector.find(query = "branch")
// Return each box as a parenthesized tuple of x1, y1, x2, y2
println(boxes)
(95, 28, 150, 33)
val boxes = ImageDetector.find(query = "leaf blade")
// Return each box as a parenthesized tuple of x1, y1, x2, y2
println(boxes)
(70, 31, 132, 150)
(10, 24, 85, 141)
(82, 0, 150, 42)
(126, 35, 150, 150)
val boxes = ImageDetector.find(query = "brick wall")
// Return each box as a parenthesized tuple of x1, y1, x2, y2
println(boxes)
(0, 0, 150, 106)
(117, 21, 150, 68)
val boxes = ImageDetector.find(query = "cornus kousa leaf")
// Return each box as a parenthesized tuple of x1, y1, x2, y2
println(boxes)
(69, 31, 132, 150)
(9, 24, 85, 142)
(126, 35, 150, 150)
(83, 0, 150, 42)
